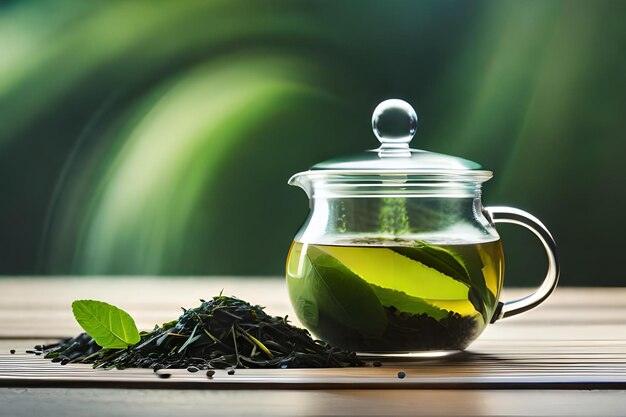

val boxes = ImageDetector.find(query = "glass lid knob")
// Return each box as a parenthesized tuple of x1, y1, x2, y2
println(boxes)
(372, 99, 418, 147)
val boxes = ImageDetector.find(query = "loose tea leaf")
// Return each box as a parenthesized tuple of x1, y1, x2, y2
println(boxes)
(37, 295, 362, 369)
(71, 300, 141, 349)
(379, 306, 479, 352)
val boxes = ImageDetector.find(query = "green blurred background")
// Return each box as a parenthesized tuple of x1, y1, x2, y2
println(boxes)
(1, 0, 624, 285)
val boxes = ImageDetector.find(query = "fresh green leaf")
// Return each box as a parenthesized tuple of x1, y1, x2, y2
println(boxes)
(71, 300, 141, 349)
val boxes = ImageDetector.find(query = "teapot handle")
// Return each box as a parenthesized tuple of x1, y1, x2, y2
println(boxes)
(485, 206, 560, 323)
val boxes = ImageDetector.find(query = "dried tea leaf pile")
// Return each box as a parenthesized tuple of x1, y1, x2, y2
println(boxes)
(36, 295, 362, 369)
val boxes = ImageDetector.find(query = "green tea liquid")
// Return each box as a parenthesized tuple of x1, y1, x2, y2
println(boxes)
(286, 239, 504, 353)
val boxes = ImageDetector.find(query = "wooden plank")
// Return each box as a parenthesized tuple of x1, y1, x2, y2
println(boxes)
(1, 352, 626, 389)
(2, 388, 626, 417)
(1, 279, 625, 390)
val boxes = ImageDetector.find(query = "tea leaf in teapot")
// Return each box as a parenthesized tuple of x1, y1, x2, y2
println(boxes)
(288, 274, 320, 328)
(318, 243, 469, 300)
(369, 284, 449, 320)
(391, 242, 492, 321)
(304, 246, 388, 338)
(286, 241, 491, 352)
(452, 244, 498, 321)
(391, 242, 470, 286)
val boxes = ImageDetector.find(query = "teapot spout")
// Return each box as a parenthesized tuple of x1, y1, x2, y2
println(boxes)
(288, 172, 313, 199)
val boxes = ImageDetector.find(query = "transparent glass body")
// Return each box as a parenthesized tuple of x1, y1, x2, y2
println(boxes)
(286, 182, 505, 354)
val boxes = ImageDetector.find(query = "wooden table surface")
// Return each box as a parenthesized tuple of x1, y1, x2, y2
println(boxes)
(1, 278, 625, 416)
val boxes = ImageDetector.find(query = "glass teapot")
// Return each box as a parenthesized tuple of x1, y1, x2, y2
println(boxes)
(285, 99, 560, 356)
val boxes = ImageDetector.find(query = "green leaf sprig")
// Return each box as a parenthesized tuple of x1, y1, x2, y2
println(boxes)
(71, 300, 141, 349)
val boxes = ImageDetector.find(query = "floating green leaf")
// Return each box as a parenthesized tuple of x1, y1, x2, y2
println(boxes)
(305, 246, 388, 338)
(391, 241, 494, 321)
(71, 300, 141, 349)
(391, 241, 471, 286)
(369, 284, 449, 320)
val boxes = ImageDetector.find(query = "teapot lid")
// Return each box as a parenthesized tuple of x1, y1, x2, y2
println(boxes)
(310, 99, 489, 177)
